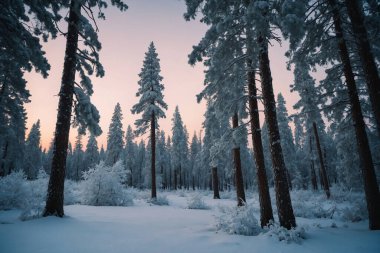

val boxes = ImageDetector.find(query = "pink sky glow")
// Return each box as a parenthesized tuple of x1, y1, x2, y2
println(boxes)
(24, 0, 300, 150)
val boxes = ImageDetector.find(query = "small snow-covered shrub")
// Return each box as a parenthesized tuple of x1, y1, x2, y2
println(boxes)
(215, 204, 261, 236)
(20, 206, 44, 221)
(64, 179, 81, 205)
(81, 161, 133, 206)
(290, 188, 368, 222)
(148, 195, 169, 206)
(187, 194, 209, 210)
(178, 190, 186, 197)
(29, 170, 48, 202)
(265, 222, 306, 243)
(0, 171, 30, 210)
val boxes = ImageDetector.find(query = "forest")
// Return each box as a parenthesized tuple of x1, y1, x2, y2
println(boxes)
(0, 0, 380, 252)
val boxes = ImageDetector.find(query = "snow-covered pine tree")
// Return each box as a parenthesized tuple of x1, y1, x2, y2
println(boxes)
(44, 0, 128, 217)
(24, 120, 42, 179)
(166, 136, 173, 189)
(99, 145, 106, 162)
(184, 0, 293, 227)
(276, 93, 296, 190)
(345, 0, 380, 137)
(124, 125, 136, 187)
(283, 0, 380, 229)
(72, 131, 85, 181)
(156, 130, 168, 189)
(84, 134, 99, 171)
(0, 1, 61, 177)
(189, 132, 201, 191)
(136, 140, 146, 189)
(202, 101, 222, 198)
(131, 42, 168, 199)
(171, 106, 188, 190)
(106, 103, 125, 166)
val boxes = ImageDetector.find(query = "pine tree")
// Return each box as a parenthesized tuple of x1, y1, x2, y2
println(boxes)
(0, 1, 61, 178)
(131, 42, 168, 199)
(283, 0, 380, 230)
(328, 0, 380, 228)
(44, 0, 128, 217)
(171, 106, 187, 190)
(184, 0, 295, 228)
(84, 134, 99, 171)
(345, 0, 380, 137)
(136, 140, 146, 189)
(125, 125, 136, 186)
(72, 131, 85, 181)
(190, 132, 201, 191)
(99, 145, 106, 161)
(276, 93, 296, 190)
(106, 103, 125, 166)
(24, 120, 42, 179)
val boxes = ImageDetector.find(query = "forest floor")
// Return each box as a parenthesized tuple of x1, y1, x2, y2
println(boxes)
(0, 190, 379, 253)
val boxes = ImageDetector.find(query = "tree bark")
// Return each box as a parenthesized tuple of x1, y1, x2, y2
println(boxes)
(232, 113, 246, 206)
(151, 113, 157, 199)
(247, 58, 274, 227)
(309, 135, 318, 190)
(212, 167, 220, 199)
(43, 0, 80, 217)
(258, 34, 296, 229)
(345, 0, 380, 137)
(313, 122, 330, 198)
(329, 0, 380, 230)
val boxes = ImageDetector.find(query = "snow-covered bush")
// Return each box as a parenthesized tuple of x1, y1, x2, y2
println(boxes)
(215, 204, 261, 236)
(178, 190, 187, 197)
(81, 161, 133, 206)
(148, 195, 169, 206)
(265, 222, 306, 243)
(0, 171, 30, 210)
(64, 179, 81, 205)
(290, 188, 367, 222)
(187, 194, 209, 210)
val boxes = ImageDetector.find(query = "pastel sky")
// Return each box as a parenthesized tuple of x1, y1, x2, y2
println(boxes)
(24, 0, 300, 150)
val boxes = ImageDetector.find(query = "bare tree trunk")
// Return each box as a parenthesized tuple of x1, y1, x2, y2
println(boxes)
(345, 0, 380, 137)
(174, 168, 177, 190)
(247, 58, 274, 227)
(329, 0, 380, 230)
(151, 113, 156, 199)
(0, 141, 9, 176)
(232, 113, 246, 206)
(258, 33, 296, 229)
(212, 167, 220, 199)
(43, 0, 80, 217)
(309, 135, 318, 190)
(313, 122, 330, 198)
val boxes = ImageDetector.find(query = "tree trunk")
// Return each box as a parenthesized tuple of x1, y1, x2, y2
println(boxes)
(247, 58, 274, 227)
(174, 168, 177, 190)
(345, 0, 380, 137)
(232, 113, 246, 206)
(313, 122, 330, 198)
(0, 141, 9, 176)
(329, 0, 380, 230)
(258, 34, 296, 229)
(151, 113, 157, 199)
(309, 135, 318, 190)
(212, 167, 220, 199)
(43, 0, 80, 217)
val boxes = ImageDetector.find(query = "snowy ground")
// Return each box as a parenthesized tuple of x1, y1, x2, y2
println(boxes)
(0, 191, 379, 253)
